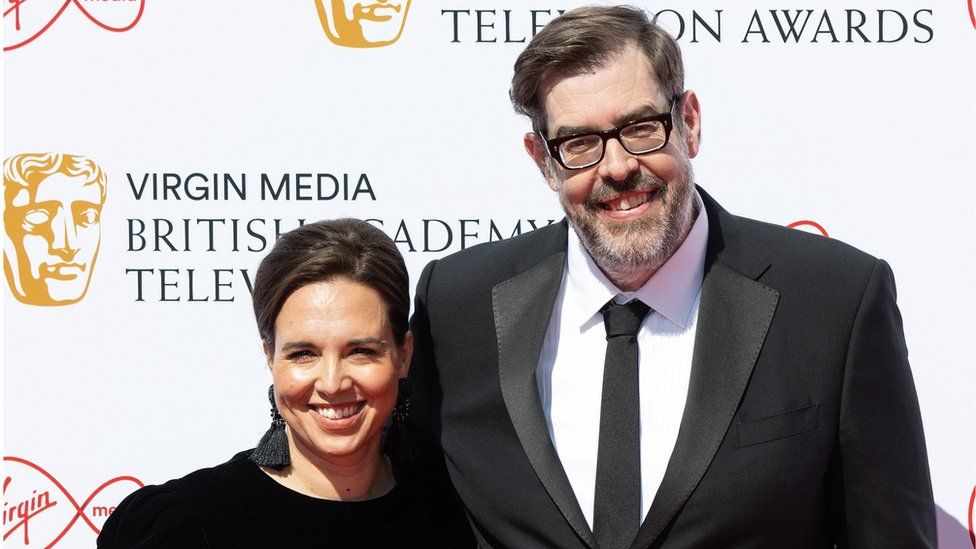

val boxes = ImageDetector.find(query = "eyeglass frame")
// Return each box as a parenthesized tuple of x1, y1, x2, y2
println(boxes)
(540, 95, 682, 170)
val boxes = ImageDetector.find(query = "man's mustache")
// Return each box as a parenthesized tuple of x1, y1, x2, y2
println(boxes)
(586, 173, 666, 206)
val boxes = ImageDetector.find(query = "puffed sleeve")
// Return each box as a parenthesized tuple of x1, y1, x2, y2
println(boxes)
(97, 481, 209, 548)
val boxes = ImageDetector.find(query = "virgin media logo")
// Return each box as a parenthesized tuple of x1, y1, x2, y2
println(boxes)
(4, 0, 145, 52)
(2, 456, 143, 547)
(788, 219, 829, 238)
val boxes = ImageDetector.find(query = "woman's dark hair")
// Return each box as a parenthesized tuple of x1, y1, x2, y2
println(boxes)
(251, 218, 409, 350)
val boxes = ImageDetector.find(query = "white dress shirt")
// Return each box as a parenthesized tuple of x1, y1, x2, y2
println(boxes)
(536, 191, 709, 529)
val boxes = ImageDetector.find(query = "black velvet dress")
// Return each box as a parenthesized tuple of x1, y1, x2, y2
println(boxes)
(97, 451, 473, 548)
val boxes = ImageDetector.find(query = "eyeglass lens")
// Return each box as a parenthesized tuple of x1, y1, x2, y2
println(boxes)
(558, 120, 667, 168)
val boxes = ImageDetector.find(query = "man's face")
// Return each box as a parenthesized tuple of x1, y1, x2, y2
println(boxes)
(315, 0, 411, 48)
(525, 44, 701, 280)
(4, 173, 104, 305)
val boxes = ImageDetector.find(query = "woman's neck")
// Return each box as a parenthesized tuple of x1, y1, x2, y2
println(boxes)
(262, 434, 395, 501)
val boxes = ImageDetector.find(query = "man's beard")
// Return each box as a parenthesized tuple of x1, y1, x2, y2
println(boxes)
(561, 161, 696, 284)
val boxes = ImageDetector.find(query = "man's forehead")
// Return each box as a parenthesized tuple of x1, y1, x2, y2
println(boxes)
(538, 46, 668, 133)
(33, 173, 102, 204)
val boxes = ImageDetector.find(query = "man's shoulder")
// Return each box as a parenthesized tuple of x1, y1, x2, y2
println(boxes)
(733, 214, 876, 264)
(424, 220, 567, 286)
(698, 188, 880, 280)
(717, 211, 883, 292)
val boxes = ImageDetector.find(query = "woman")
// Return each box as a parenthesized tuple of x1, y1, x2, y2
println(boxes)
(98, 219, 473, 548)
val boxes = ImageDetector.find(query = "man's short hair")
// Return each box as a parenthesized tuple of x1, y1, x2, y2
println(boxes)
(4, 152, 107, 204)
(510, 5, 684, 134)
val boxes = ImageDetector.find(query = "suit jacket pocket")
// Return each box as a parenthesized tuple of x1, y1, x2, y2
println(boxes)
(735, 404, 820, 448)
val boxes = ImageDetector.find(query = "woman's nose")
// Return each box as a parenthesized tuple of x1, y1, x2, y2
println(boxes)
(313, 358, 352, 396)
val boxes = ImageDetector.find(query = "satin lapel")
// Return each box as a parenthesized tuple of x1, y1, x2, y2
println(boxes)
(493, 252, 598, 549)
(631, 260, 779, 549)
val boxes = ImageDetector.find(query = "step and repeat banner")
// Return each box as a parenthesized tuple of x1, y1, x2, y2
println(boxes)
(3, 1, 974, 547)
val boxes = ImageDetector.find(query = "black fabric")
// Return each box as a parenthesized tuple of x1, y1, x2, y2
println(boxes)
(97, 451, 474, 548)
(408, 186, 936, 548)
(594, 299, 650, 549)
(249, 385, 291, 470)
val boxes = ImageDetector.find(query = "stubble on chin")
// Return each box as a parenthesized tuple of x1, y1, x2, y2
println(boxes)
(564, 164, 696, 288)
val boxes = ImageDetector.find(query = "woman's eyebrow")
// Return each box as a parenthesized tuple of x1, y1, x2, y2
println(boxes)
(280, 341, 315, 351)
(347, 337, 386, 346)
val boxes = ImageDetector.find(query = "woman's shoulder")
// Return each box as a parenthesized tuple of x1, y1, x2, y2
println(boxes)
(392, 458, 477, 548)
(97, 451, 256, 549)
(96, 475, 206, 548)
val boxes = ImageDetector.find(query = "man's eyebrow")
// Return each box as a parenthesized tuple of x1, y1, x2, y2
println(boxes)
(616, 104, 667, 125)
(551, 104, 667, 138)
(553, 124, 595, 139)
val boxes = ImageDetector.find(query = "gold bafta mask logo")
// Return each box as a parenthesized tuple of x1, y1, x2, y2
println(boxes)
(314, 0, 411, 48)
(3, 153, 107, 306)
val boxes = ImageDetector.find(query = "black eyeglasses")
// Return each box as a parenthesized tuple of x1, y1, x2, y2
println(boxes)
(541, 98, 679, 170)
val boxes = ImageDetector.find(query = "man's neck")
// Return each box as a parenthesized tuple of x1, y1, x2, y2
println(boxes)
(600, 262, 659, 293)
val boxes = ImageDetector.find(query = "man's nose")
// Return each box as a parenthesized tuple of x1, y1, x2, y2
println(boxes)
(597, 138, 640, 183)
(49, 207, 79, 261)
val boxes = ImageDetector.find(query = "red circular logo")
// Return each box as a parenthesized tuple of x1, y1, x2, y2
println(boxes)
(788, 220, 829, 238)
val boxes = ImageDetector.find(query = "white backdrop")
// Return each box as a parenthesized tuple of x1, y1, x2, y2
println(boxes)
(3, 1, 974, 547)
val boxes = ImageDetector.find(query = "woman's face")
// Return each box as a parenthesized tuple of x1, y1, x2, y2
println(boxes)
(267, 278, 411, 465)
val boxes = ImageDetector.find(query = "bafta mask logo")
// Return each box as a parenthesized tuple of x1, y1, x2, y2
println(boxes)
(3, 153, 107, 306)
(314, 0, 411, 48)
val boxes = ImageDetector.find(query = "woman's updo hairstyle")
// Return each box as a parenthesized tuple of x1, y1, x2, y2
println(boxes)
(251, 219, 409, 351)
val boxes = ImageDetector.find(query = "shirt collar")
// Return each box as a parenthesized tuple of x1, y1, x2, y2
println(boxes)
(565, 190, 709, 329)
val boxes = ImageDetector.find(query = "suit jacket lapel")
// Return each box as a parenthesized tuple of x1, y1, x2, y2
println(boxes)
(631, 192, 779, 548)
(493, 248, 600, 549)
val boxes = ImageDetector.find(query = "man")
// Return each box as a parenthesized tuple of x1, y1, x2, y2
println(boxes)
(3, 152, 107, 306)
(409, 6, 935, 548)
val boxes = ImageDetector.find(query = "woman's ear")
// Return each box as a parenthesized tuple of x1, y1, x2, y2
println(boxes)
(399, 331, 414, 377)
(262, 339, 273, 369)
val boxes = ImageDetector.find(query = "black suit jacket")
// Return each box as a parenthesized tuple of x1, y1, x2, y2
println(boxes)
(408, 188, 936, 548)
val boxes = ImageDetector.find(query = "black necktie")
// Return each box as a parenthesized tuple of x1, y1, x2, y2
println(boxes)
(594, 298, 651, 549)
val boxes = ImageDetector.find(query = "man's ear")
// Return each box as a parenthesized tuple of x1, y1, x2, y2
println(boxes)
(679, 90, 702, 159)
(524, 132, 560, 192)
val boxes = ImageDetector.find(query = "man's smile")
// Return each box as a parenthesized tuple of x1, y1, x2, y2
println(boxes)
(592, 189, 659, 221)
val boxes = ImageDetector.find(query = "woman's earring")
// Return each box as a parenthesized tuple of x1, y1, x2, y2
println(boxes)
(249, 385, 291, 470)
(383, 378, 420, 461)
